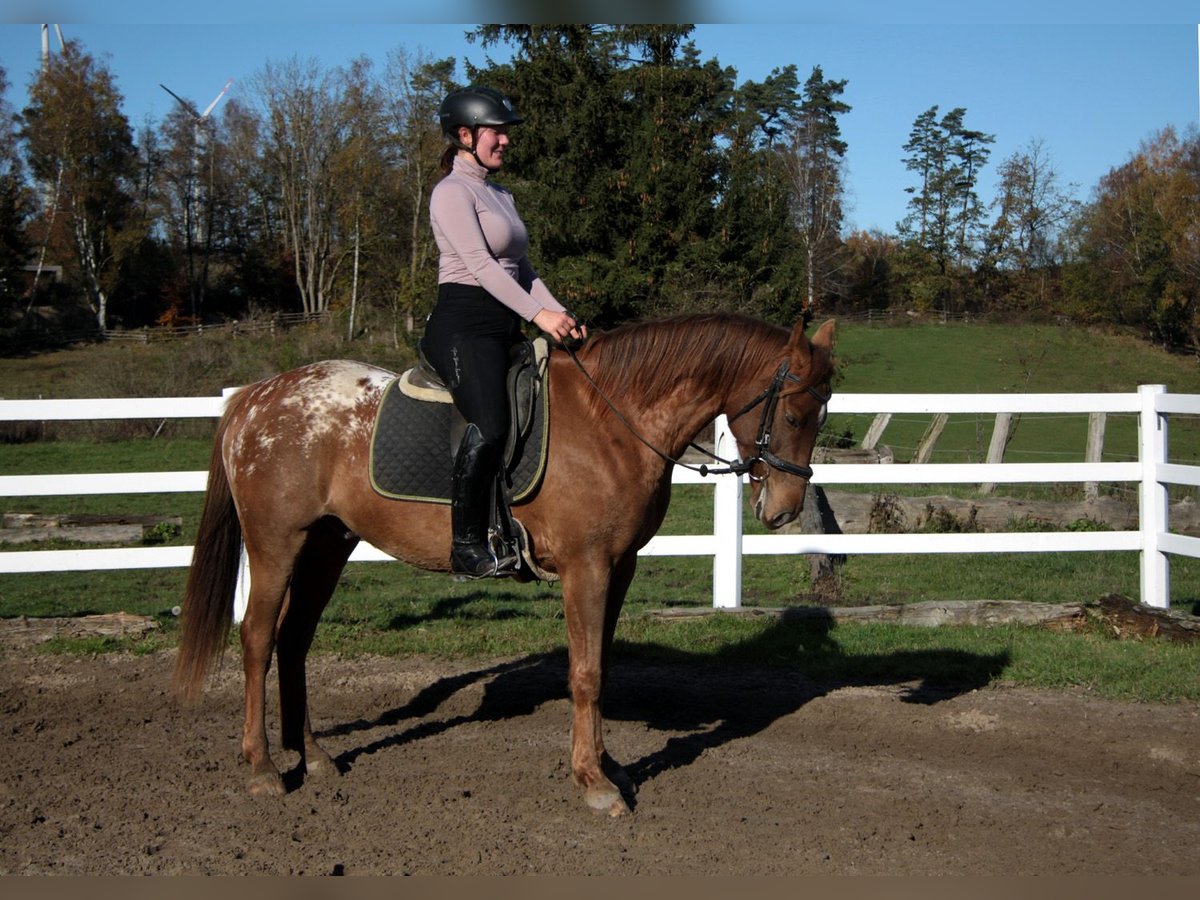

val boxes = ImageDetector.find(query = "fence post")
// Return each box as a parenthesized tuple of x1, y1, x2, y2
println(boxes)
(912, 413, 949, 464)
(1138, 384, 1169, 609)
(1084, 411, 1107, 501)
(979, 412, 1014, 494)
(861, 413, 891, 450)
(711, 414, 743, 608)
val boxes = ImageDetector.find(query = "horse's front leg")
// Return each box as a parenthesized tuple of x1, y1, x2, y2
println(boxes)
(562, 554, 636, 816)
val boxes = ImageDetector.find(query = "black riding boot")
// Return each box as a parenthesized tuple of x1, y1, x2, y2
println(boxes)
(450, 424, 511, 578)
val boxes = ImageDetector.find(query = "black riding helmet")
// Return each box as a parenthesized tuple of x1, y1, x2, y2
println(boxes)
(439, 86, 524, 168)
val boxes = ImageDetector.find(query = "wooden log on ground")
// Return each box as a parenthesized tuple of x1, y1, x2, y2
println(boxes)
(816, 491, 1200, 535)
(1092, 593, 1200, 643)
(0, 513, 182, 545)
(0, 524, 146, 545)
(650, 595, 1200, 643)
(649, 599, 1090, 630)
(0, 612, 160, 647)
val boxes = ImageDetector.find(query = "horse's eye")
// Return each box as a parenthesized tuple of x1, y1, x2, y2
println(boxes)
(784, 412, 799, 428)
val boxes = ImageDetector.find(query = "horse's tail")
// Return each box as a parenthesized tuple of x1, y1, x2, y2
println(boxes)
(172, 403, 243, 704)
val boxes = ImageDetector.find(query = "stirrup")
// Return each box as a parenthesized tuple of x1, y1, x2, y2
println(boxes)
(450, 541, 519, 580)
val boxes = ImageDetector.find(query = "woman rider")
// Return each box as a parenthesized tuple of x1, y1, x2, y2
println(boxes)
(423, 86, 587, 578)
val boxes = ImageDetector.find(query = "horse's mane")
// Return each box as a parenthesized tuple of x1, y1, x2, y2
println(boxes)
(578, 313, 790, 412)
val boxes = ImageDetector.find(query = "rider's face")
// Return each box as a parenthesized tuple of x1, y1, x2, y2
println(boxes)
(460, 124, 510, 170)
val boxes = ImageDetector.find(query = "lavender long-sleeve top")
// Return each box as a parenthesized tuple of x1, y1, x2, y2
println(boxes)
(429, 154, 566, 322)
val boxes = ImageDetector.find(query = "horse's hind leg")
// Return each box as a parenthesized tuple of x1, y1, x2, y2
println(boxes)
(276, 520, 356, 782)
(239, 543, 298, 797)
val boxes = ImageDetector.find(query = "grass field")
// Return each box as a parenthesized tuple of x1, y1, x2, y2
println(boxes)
(2, 318, 1199, 701)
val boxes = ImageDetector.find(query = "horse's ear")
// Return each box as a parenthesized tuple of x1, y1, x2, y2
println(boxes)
(786, 317, 836, 356)
(811, 318, 836, 351)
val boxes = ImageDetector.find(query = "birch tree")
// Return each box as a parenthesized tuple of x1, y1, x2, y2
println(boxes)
(380, 50, 455, 338)
(20, 40, 140, 332)
(255, 57, 350, 316)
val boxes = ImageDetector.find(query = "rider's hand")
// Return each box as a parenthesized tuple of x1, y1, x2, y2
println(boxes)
(533, 308, 588, 346)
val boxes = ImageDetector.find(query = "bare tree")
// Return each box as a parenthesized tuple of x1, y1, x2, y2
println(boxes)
(336, 56, 386, 340)
(988, 138, 1078, 274)
(253, 57, 351, 316)
(380, 49, 456, 339)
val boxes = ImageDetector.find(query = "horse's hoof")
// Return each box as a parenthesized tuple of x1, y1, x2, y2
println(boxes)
(585, 784, 630, 817)
(304, 749, 339, 779)
(246, 770, 286, 797)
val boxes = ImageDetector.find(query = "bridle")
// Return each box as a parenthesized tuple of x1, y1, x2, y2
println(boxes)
(727, 360, 831, 482)
(564, 346, 831, 481)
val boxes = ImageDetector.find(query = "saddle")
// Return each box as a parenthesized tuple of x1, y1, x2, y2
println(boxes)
(398, 337, 547, 474)
(368, 338, 555, 581)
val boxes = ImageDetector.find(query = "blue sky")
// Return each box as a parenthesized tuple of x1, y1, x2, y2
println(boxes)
(1, 9, 1197, 233)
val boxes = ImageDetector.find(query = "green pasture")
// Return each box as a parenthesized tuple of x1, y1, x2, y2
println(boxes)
(825, 320, 1200, 468)
(2, 320, 1200, 701)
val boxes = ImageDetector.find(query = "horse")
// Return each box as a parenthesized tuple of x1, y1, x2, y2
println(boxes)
(172, 311, 836, 816)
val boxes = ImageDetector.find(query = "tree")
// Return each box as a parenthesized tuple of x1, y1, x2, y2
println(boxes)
(840, 228, 899, 311)
(779, 65, 850, 317)
(710, 63, 804, 318)
(983, 138, 1079, 311)
(20, 40, 142, 332)
(0, 64, 31, 312)
(469, 25, 740, 324)
(155, 81, 232, 323)
(899, 106, 941, 248)
(946, 113, 993, 268)
(335, 56, 385, 339)
(254, 56, 353, 316)
(899, 105, 993, 275)
(988, 139, 1078, 273)
(208, 96, 293, 314)
(1067, 127, 1200, 347)
(379, 50, 456, 339)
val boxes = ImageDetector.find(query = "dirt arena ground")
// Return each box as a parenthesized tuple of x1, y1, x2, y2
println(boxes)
(2, 645, 1199, 876)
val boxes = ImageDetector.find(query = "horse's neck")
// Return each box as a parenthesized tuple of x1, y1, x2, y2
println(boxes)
(637, 370, 740, 462)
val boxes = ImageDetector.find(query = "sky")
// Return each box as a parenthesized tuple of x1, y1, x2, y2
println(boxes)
(0, 6, 1197, 234)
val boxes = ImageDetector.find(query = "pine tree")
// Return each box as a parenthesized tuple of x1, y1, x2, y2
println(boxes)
(781, 65, 850, 316)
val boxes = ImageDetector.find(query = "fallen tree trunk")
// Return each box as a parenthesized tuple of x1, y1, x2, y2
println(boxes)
(0, 612, 160, 647)
(650, 595, 1200, 643)
(650, 599, 1089, 630)
(811, 491, 1200, 535)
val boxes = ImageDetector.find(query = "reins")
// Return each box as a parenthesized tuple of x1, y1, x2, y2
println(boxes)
(562, 342, 830, 481)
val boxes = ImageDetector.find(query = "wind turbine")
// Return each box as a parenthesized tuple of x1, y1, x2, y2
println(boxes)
(160, 79, 232, 243)
(159, 78, 233, 320)
(40, 24, 64, 71)
(29, 24, 67, 299)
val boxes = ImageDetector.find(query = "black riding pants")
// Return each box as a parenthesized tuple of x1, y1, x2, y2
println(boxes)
(422, 283, 522, 446)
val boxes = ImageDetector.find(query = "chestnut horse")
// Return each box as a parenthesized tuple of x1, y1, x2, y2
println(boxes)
(173, 312, 835, 816)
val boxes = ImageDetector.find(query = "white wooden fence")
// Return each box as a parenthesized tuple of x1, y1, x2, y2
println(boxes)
(2, 384, 1198, 612)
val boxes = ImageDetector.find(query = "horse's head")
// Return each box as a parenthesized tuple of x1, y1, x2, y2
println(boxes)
(737, 317, 836, 529)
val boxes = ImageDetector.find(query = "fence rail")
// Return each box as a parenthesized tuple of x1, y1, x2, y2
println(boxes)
(2, 385, 1198, 613)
